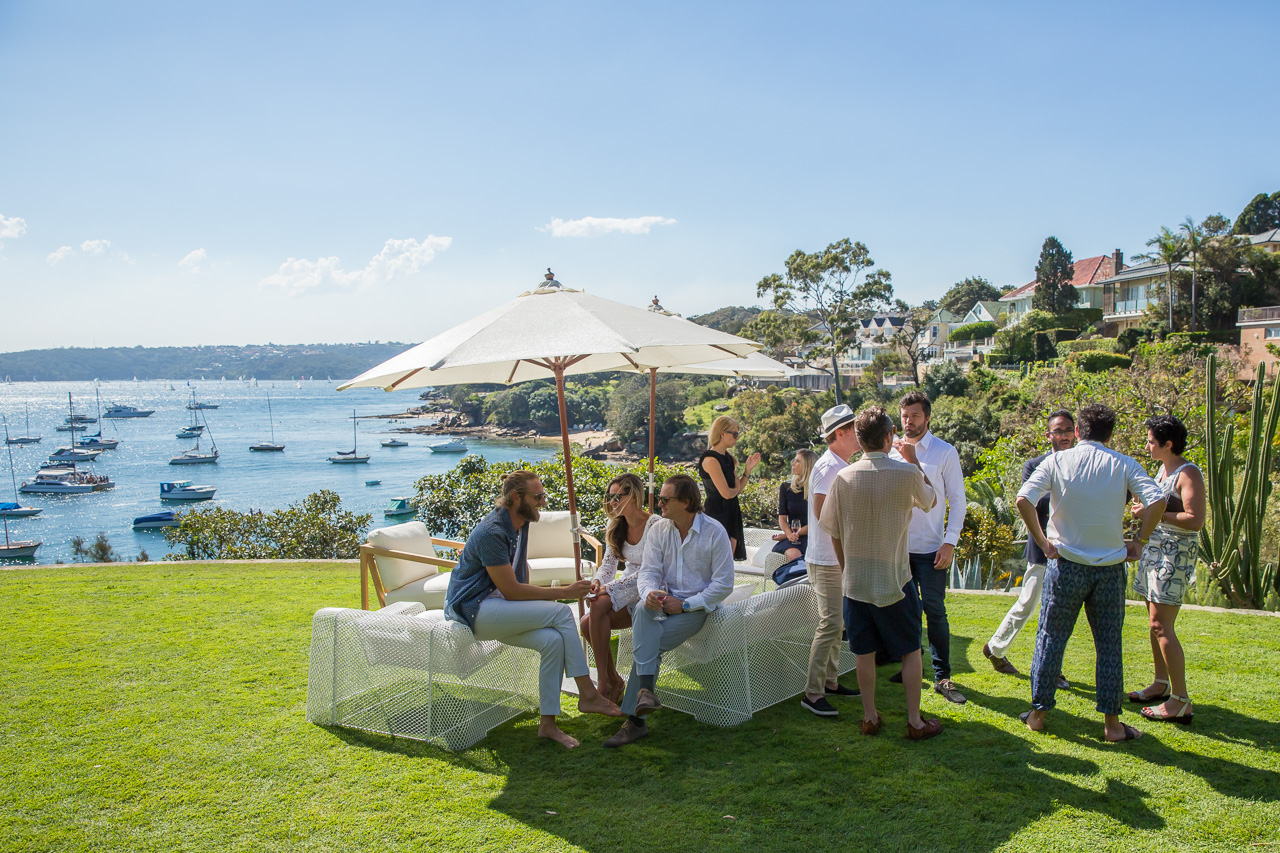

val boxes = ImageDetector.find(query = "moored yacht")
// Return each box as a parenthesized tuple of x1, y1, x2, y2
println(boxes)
(133, 511, 180, 530)
(49, 445, 104, 463)
(20, 466, 114, 494)
(160, 480, 216, 500)
(102, 404, 155, 419)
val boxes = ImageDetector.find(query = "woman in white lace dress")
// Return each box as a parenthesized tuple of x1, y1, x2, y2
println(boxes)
(580, 473, 660, 704)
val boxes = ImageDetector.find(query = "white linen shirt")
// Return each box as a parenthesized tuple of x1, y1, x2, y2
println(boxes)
(638, 513, 736, 612)
(806, 447, 850, 565)
(889, 430, 966, 553)
(1017, 439, 1164, 566)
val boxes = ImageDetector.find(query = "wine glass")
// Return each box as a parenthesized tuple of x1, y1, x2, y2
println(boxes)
(789, 519, 802, 538)
(653, 591, 668, 622)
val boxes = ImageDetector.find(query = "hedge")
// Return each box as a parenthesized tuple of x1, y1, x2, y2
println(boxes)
(1068, 351, 1133, 372)
(949, 321, 998, 342)
(1056, 338, 1119, 354)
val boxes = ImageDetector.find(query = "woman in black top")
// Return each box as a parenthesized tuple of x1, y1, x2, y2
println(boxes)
(698, 415, 760, 560)
(773, 449, 817, 562)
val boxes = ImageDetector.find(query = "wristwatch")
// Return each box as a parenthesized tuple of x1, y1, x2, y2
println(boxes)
(681, 601, 690, 613)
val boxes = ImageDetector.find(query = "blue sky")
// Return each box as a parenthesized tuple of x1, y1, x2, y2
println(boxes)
(1, 1, 1275, 352)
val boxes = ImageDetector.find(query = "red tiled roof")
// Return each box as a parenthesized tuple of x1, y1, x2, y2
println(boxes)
(1000, 255, 1119, 301)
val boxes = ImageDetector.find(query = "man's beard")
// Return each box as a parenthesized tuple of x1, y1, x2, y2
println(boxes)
(905, 425, 925, 440)
(518, 500, 541, 522)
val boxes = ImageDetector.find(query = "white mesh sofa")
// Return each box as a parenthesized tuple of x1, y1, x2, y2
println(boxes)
(614, 579, 856, 727)
(306, 601, 541, 751)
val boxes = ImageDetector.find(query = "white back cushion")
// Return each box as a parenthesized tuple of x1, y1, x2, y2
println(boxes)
(526, 511, 573, 560)
(368, 521, 438, 590)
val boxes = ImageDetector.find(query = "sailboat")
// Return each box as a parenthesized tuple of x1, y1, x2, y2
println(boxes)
(328, 411, 370, 464)
(1, 424, 42, 518)
(0, 515, 39, 560)
(249, 393, 285, 452)
(50, 394, 105, 462)
(177, 389, 207, 438)
(170, 409, 218, 465)
(4, 405, 40, 444)
(76, 384, 120, 451)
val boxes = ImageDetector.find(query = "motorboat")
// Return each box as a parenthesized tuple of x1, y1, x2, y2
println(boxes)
(186, 401, 219, 410)
(55, 423, 88, 432)
(365, 479, 381, 486)
(132, 511, 180, 530)
(1, 516, 40, 559)
(160, 480, 216, 501)
(102, 404, 155, 419)
(64, 414, 96, 424)
(249, 393, 284, 452)
(328, 410, 370, 464)
(428, 438, 468, 453)
(384, 497, 416, 518)
(380, 438, 409, 447)
(20, 466, 114, 494)
(176, 426, 204, 439)
(0, 502, 42, 518)
(48, 446, 104, 463)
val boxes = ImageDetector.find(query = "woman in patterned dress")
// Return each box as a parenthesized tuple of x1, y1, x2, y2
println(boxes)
(1127, 415, 1205, 724)
(580, 473, 661, 704)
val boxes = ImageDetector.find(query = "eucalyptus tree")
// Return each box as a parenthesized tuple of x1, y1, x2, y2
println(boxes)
(1137, 226, 1187, 331)
(755, 238, 893, 405)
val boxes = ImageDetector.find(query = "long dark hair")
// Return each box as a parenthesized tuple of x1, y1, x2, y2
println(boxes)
(605, 472, 647, 557)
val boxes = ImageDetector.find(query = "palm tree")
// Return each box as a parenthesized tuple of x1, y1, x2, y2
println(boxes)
(1136, 226, 1187, 331)
(1179, 216, 1205, 332)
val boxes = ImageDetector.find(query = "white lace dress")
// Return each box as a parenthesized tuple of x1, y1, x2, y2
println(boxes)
(591, 514, 660, 612)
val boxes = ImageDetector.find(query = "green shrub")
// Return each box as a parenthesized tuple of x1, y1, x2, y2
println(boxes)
(165, 490, 371, 560)
(1056, 338, 1118, 354)
(1067, 351, 1133, 372)
(949, 321, 997, 342)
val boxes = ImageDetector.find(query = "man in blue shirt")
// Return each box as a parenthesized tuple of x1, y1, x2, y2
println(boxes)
(604, 473, 736, 747)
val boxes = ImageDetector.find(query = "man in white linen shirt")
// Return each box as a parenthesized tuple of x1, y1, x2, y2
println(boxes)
(1016, 403, 1166, 743)
(889, 390, 968, 705)
(604, 473, 736, 747)
(819, 405, 943, 741)
(800, 404, 863, 718)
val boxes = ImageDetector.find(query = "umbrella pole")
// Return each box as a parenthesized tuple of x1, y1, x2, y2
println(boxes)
(552, 363, 585, 620)
(648, 367, 657, 512)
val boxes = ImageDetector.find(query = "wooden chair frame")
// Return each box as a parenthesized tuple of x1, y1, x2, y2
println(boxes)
(359, 532, 605, 610)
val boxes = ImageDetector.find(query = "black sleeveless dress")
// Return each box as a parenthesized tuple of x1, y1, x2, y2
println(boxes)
(699, 449, 746, 560)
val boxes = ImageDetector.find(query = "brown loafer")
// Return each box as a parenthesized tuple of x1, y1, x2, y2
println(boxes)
(634, 688, 662, 717)
(603, 719, 648, 748)
(983, 643, 1020, 675)
(907, 718, 943, 741)
(860, 714, 882, 736)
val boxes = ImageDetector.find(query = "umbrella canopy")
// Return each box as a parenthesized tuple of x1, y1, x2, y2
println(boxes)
(654, 350, 796, 378)
(339, 280, 759, 392)
(338, 275, 761, 590)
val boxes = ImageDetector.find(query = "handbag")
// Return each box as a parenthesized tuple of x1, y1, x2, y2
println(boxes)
(772, 557, 809, 589)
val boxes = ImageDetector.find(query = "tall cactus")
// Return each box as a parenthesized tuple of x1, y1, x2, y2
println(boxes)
(1201, 353, 1280, 608)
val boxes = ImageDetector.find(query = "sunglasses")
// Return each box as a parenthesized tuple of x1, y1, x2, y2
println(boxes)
(528, 491, 546, 501)
(606, 493, 625, 503)
(725, 430, 740, 437)
(656, 495, 675, 505)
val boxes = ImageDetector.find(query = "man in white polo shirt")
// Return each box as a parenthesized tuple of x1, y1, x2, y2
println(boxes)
(1016, 403, 1166, 743)
(799, 404, 862, 717)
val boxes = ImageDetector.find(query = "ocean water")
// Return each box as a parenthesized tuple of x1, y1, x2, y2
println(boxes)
(0, 380, 556, 565)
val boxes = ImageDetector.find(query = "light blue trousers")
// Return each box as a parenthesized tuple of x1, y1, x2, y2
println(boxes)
(619, 605, 708, 715)
(473, 598, 588, 716)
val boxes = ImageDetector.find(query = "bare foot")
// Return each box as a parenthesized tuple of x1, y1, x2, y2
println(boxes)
(537, 721, 580, 748)
(1104, 722, 1143, 742)
(1022, 710, 1046, 732)
(578, 694, 624, 717)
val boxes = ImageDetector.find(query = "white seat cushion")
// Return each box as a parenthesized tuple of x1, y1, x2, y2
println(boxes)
(721, 583, 755, 607)
(385, 571, 452, 610)
(527, 557, 596, 586)
(368, 521, 440, 590)
(526, 511, 574, 560)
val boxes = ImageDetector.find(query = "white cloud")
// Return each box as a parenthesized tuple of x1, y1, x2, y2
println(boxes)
(179, 248, 207, 271)
(0, 214, 27, 247)
(539, 215, 677, 238)
(47, 246, 73, 265)
(260, 235, 452, 296)
(80, 239, 111, 255)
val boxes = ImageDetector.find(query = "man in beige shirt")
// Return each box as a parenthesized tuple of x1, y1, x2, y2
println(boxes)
(818, 406, 943, 741)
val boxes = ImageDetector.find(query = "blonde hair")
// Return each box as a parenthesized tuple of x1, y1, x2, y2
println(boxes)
(497, 470, 540, 509)
(790, 449, 819, 499)
(604, 472, 647, 557)
(708, 415, 741, 448)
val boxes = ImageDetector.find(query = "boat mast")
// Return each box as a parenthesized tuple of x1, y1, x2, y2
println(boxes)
(4, 423, 18, 501)
(268, 394, 276, 444)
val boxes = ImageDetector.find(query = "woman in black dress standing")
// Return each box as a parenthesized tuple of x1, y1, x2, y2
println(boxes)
(773, 449, 818, 563)
(699, 415, 760, 560)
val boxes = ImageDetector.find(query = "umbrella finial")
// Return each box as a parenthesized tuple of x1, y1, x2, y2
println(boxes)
(647, 295, 674, 315)
(545, 268, 556, 281)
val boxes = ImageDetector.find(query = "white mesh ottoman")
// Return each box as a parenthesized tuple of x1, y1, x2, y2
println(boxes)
(614, 582, 856, 727)
(306, 601, 540, 751)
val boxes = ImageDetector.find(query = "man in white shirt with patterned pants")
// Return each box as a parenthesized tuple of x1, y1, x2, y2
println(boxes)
(891, 390, 968, 705)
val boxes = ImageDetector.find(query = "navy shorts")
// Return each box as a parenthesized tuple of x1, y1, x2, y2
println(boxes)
(843, 582, 922, 659)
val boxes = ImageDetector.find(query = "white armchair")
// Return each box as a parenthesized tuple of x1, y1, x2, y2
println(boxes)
(734, 526, 792, 590)
(524, 510, 603, 586)
(306, 601, 540, 750)
(360, 521, 465, 610)
(614, 582, 854, 727)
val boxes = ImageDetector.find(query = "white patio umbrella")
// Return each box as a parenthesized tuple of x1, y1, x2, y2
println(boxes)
(338, 273, 761, 582)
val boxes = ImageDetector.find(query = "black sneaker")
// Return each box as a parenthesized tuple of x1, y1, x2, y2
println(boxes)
(801, 695, 839, 716)
(825, 683, 861, 697)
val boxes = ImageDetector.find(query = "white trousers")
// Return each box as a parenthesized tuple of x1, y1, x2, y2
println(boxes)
(473, 598, 588, 716)
(986, 562, 1047, 659)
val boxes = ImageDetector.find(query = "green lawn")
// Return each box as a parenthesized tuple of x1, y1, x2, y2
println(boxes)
(3, 562, 1278, 852)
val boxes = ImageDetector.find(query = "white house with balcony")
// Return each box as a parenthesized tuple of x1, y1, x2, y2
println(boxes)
(1000, 252, 1123, 326)
(918, 308, 959, 361)
(942, 301, 1003, 364)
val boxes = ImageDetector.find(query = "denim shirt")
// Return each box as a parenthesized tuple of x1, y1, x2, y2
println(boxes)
(444, 506, 529, 630)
